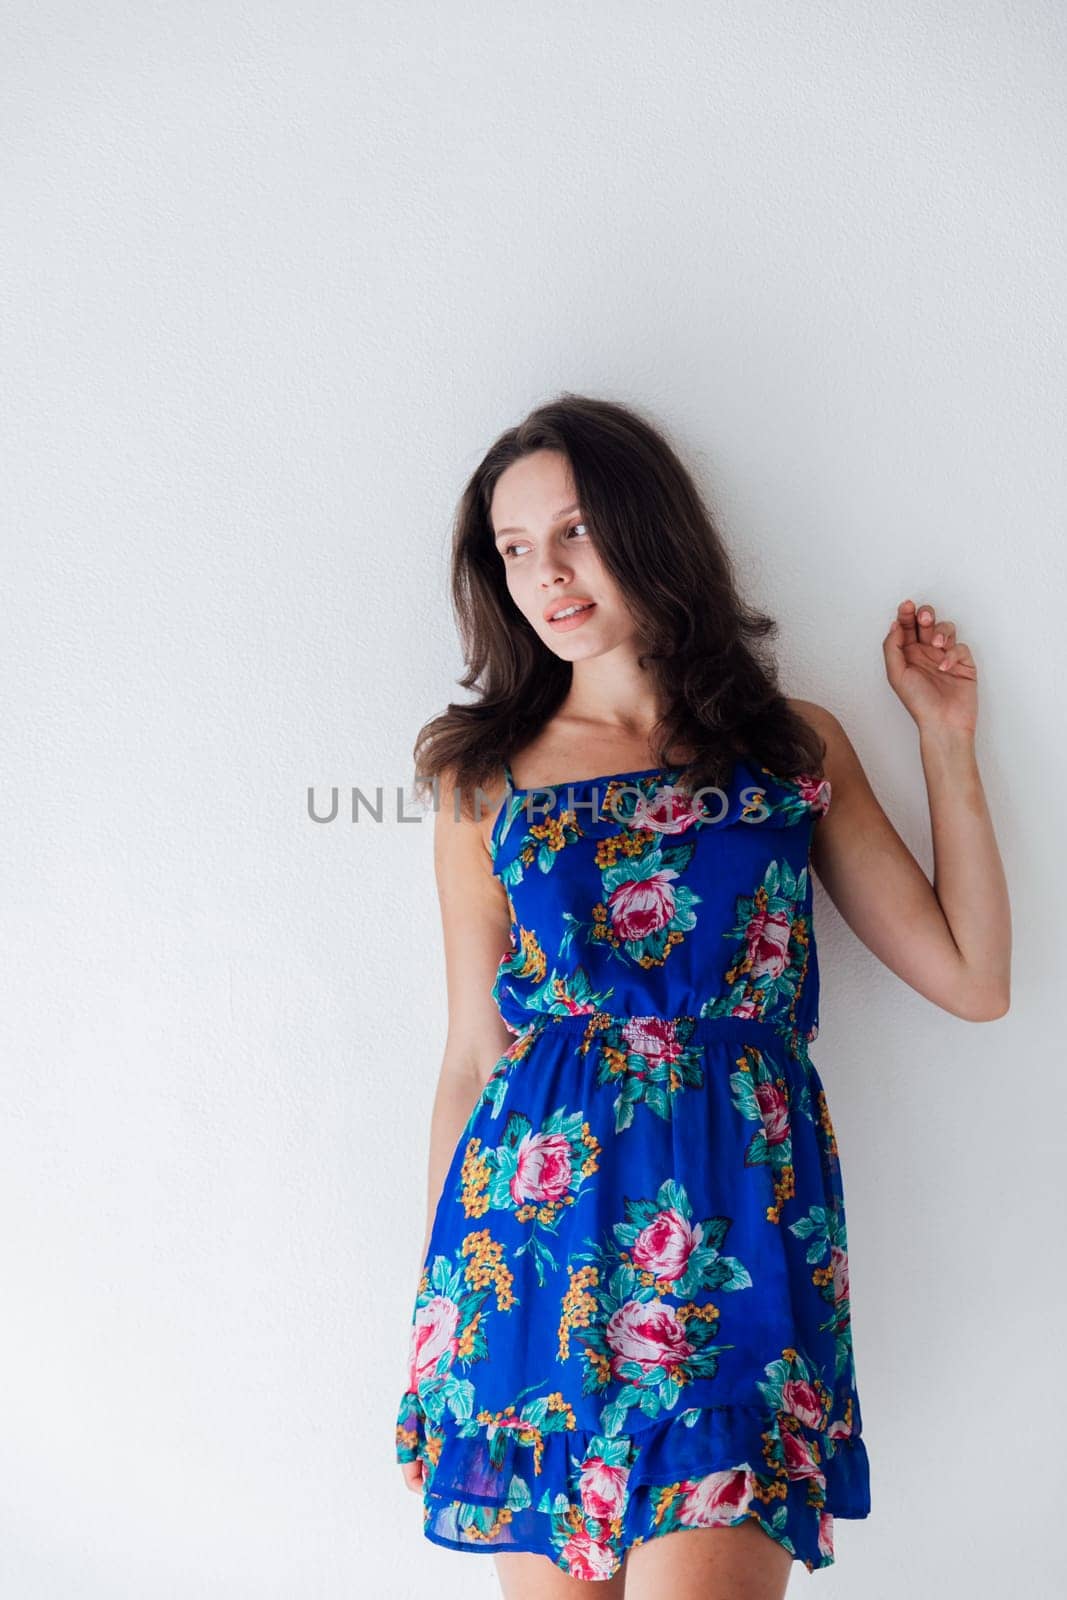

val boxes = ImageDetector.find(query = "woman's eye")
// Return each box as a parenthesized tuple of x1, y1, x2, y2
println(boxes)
(502, 521, 586, 559)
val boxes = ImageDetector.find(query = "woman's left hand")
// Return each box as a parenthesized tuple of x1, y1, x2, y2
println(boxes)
(882, 598, 978, 737)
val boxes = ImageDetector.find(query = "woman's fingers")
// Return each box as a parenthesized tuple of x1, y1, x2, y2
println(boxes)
(900, 598, 962, 656)
(897, 597, 920, 645)
(937, 642, 977, 677)
(914, 601, 938, 645)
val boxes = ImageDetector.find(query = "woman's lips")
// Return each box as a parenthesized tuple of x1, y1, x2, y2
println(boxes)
(547, 602, 596, 632)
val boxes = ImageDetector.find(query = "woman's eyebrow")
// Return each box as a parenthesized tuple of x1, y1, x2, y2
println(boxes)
(494, 503, 581, 539)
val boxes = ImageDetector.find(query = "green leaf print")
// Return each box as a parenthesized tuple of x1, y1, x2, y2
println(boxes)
(508, 1475, 532, 1511)
(745, 1128, 770, 1165)
(729, 1068, 760, 1120)
(788, 1203, 843, 1264)
(708, 1254, 754, 1291)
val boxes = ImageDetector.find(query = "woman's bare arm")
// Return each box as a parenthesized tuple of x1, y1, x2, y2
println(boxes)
(415, 767, 516, 1263)
(796, 698, 1011, 1023)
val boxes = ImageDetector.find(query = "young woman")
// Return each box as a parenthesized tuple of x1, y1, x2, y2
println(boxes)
(394, 395, 1011, 1599)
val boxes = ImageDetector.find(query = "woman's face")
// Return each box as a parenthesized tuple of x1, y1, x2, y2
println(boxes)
(488, 449, 640, 660)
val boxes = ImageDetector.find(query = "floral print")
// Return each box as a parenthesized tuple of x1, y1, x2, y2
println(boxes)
(396, 759, 869, 1578)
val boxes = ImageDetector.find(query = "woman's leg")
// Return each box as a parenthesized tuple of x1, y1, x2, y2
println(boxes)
(623, 1516, 793, 1600)
(493, 1550, 629, 1599)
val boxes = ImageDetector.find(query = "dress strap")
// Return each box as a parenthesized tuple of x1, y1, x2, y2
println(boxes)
(502, 758, 516, 790)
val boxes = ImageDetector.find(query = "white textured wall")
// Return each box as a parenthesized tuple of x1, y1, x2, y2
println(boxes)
(4, 3, 1064, 1596)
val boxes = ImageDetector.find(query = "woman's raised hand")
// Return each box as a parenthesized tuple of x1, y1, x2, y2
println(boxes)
(883, 597, 978, 736)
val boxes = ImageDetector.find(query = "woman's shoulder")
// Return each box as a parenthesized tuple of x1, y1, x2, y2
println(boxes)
(433, 758, 511, 863)
(785, 697, 845, 749)
(784, 698, 855, 794)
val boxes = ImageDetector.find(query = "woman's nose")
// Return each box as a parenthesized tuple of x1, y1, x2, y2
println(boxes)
(537, 548, 574, 586)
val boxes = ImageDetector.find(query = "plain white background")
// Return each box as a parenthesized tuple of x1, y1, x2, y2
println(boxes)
(4, 2, 1065, 1595)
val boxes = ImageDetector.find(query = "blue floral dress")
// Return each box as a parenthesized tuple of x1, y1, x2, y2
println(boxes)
(395, 758, 870, 1580)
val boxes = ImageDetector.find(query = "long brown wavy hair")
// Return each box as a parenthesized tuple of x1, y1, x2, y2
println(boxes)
(413, 393, 826, 813)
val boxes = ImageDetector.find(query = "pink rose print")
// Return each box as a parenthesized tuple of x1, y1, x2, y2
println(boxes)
(830, 1245, 850, 1304)
(781, 1430, 824, 1483)
(607, 870, 680, 941)
(631, 1207, 702, 1281)
(754, 1081, 790, 1145)
(562, 1527, 619, 1579)
(781, 1379, 823, 1429)
(633, 785, 701, 835)
(797, 774, 832, 816)
(492, 1414, 536, 1440)
(744, 907, 792, 979)
(818, 1509, 835, 1559)
(605, 1299, 694, 1376)
(620, 1015, 684, 1065)
(732, 997, 761, 1019)
(579, 1455, 631, 1522)
(510, 1131, 573, 1203)
(408, 1295, 460, 1387)
(679, 1466, 755, 1526)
